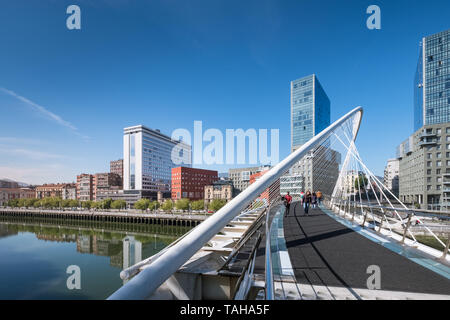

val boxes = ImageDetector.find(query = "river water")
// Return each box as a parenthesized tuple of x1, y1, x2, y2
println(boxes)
(0, 217, 190, 299)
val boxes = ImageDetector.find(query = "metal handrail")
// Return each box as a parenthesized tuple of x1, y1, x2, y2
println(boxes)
(108, 107, 363, 300)
(265, 203, 275, 300)
(220, 206, 268, 270)
(232, 232, 262, 300)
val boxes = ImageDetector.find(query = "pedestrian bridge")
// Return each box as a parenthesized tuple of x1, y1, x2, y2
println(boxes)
(108, 107, 450, 300)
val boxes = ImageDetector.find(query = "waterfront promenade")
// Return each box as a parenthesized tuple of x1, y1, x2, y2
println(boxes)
(0, 207, 207, 227)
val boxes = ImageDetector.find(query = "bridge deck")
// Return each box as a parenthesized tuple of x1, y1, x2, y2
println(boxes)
(284, 202, 450, 295)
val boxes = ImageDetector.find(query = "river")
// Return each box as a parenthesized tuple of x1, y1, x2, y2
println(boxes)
(0, 216, 191, 299)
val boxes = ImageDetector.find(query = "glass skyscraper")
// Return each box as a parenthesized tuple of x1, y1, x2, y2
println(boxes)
(414, 29, 450, 131)
(291, 74, 330, 151)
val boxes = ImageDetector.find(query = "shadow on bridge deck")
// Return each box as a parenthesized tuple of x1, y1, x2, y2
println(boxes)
(284, 201, 450, 295)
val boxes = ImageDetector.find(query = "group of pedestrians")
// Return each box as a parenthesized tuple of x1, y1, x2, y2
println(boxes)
(282, 190, 323, 216)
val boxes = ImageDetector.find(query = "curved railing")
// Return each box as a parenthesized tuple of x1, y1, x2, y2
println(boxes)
(108, 106, 363, 300)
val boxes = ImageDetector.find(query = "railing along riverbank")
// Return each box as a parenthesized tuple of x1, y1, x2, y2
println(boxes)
(0, 207, 207, 228)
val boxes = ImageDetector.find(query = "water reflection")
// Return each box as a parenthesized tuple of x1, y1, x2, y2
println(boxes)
(0, 219, 191, 299)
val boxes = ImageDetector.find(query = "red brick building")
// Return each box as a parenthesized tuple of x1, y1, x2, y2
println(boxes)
(171, 167, 218, 201)
(250, 169, 280, 205)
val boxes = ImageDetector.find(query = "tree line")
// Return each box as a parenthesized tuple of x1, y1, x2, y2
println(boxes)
(133, 198, 227, 212)
(4, 197, 228, 213)
(4, 197, 126, 210)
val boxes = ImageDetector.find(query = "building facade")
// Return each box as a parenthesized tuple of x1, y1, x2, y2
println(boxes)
(36, 183, 76, 199)
(93, 173, 122, 200)
(398, 29, 450, 210)
(414, 29, 450, 131)
(0, 188, 35, 206)
(171, 167, 218, 201)
(291, 74, 330, 152)
(0, 179, 19, 189)
(249, 169, 280, 205)
(204, 180, 233, 205)
(123, 125, 191, 200)
(384, 159, 399, 196)
(77, 174, 94, 201)
(228, 166, 269, 195)
(110, 159, 124, 182)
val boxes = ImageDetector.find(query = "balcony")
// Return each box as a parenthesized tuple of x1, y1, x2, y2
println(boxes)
(418, 139, 437, 146)
(419, 131, 437, 138)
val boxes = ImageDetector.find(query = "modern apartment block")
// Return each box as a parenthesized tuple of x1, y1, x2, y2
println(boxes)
(287, 148, 340, 196)
(110, 159, 124, 182)
(291, 74, 330, 152)
(228, 166, 269, 195)
(123, 125, 191, 201)
(171, 167, 218, 201)
(384, 159, 399, 196)
(93, 173, 122, 200)
(76, 174, 94, 201)
(397, 29, 450, 210)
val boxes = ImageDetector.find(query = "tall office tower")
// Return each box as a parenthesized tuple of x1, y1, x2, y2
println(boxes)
(414, 29, 450, 131)
(123, 125, 191, 200)
(284, 74, 335, 194)
(291, 74, 330, 152)
(397, 29, 450, 210)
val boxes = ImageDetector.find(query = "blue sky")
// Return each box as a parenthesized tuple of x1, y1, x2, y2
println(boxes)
(0, 0, 449, 184)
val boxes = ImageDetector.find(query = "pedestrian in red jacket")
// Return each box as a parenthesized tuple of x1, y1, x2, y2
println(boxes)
(284, 192, 292, 217)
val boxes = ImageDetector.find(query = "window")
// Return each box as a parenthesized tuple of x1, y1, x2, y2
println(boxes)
(427, 153, 432, 159)
(437, 152, 442, 159)
(437, 169, 441, 175)
(427, 169, 432, 175)
(437, 160, 442, 167)
(427, 161, 432, 167)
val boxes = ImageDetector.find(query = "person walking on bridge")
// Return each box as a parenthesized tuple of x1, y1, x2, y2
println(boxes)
(316, 190, 323, 206)
(284, 192, 292, 217)
(303, 191, 312, 215)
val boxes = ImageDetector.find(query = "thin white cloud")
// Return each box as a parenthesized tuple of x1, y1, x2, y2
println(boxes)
(0, 146, 65, 160)
(0, 87, 89, 139)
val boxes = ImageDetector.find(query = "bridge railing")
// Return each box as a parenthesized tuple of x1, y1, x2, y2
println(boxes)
(107, 107, 363, 300)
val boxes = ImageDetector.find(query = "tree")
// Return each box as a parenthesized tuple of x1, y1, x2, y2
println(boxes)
(61, 199, 71, 208)
(111, 200, 126, 210)
(134, 199, 150, 211)
(148, 201, 160, 211)
(354, 174, 369, 190)
(82, 201, 92, 209)
(8, 199, 19, 207)
(33, 200, 42, 208)
(208, 199, 226, 212)
(68, 199, 79, 208)
(175, 198, 190, 211)
(24, 198, 38, 208)
(102, 198, 113, 210)
(161, 199, 173, 212)
(191, 200, 205, 211)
